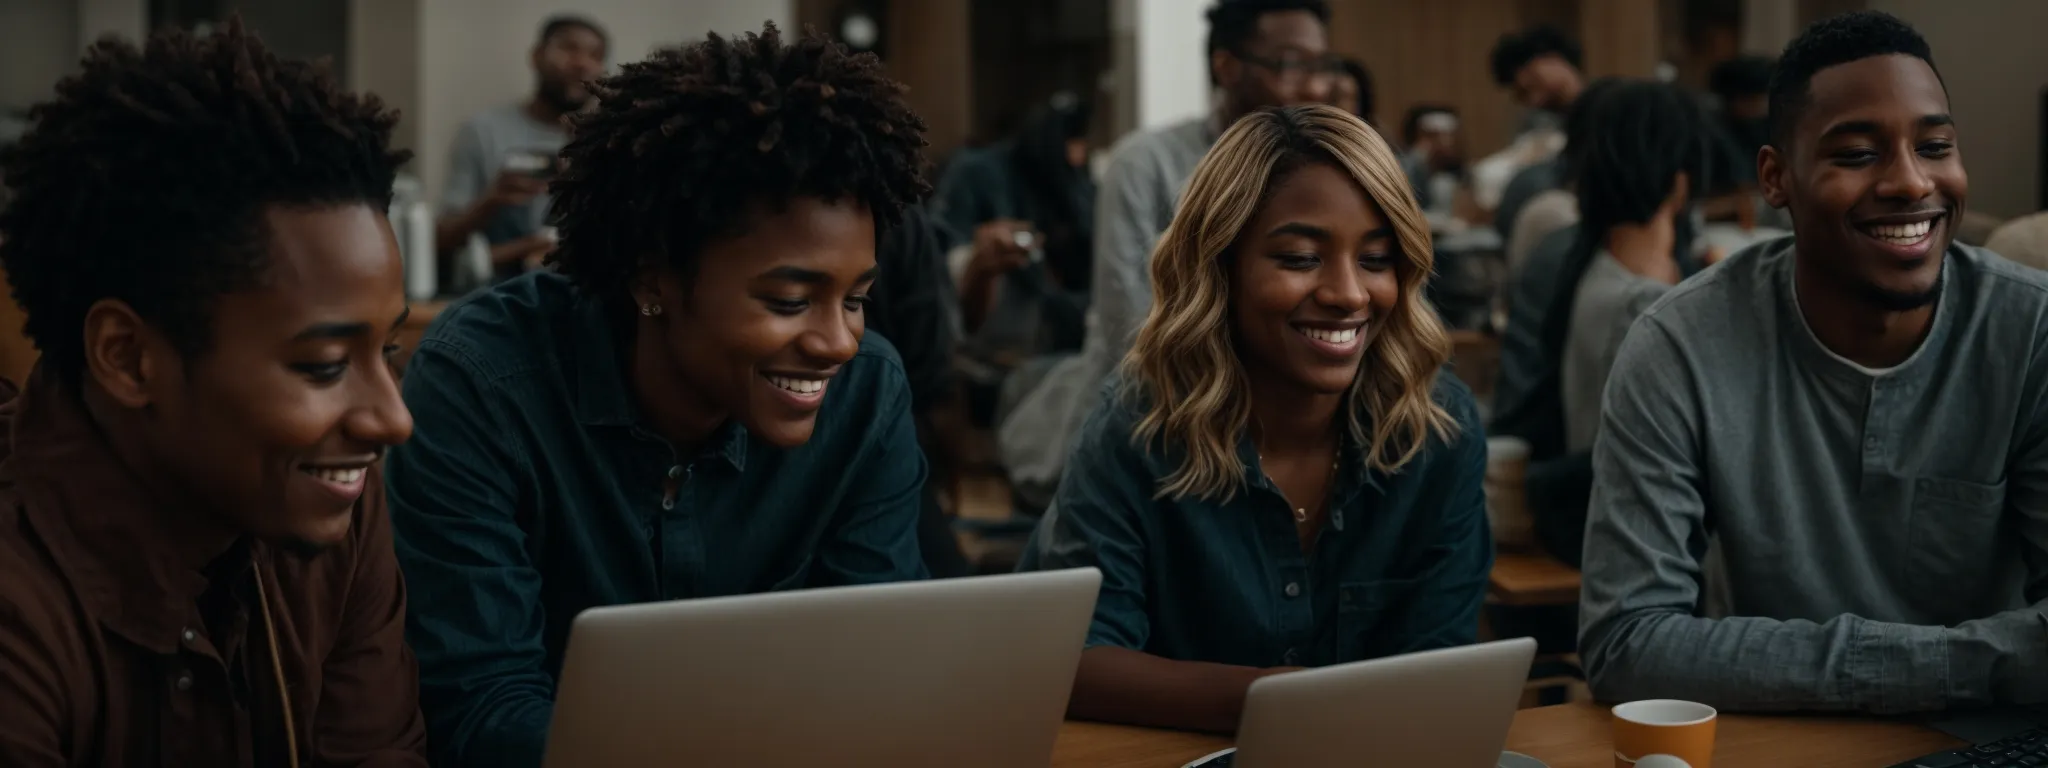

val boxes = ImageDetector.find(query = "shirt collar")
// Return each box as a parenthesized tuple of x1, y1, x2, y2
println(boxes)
(567, 292, 749, 471)
(1233, 419, 1385, 533)
(2, 364, 255, 652)
(1779, 242, 1952, 385)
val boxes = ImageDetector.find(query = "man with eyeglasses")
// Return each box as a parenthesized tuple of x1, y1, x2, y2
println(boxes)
(996, 0, 1338, 512)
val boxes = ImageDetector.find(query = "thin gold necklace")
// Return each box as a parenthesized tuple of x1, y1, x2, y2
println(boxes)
(1256, 447, 1342, 525)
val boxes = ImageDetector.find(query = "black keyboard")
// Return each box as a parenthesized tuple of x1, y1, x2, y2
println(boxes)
(1892, 728, 2048, 767)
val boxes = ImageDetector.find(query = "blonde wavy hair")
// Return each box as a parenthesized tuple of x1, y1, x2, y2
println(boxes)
(1124, 104, 1456, 502)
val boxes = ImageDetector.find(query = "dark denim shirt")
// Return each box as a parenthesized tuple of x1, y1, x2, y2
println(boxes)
(386, 272, 928, 768)
(1017, 372, 1492, 668)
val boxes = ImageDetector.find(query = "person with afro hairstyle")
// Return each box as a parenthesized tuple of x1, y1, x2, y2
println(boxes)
(1580, 11, 2048, 714)
(1489, 24, 1586, 117)
(385, 22, 932, 766)
(1486, 26, 1585, 247)
(0, 19, 425, 767)
(997, 0, 1338, 513)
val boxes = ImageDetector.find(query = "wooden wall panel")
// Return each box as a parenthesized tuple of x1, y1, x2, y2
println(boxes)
(1328, 0, 1528, 153)
(794, 0, 974, 161)
(1330, 0, 1662, 158)
(1579, 0, 1662, 79)
(886, 0, 972, 161)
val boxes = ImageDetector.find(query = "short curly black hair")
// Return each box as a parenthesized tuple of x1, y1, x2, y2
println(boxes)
(547, 21, 929, 312)
(1489, 25, 1583, 87)
(1767, 10, 1939, 148)
(0, 18, 407, 385)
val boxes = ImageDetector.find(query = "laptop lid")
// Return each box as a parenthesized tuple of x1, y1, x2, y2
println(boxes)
(1233, 637, 1539, 768)
(543, 568, 1101, 768)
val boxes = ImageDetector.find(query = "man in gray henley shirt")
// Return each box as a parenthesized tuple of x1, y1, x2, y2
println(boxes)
(1579, 11, 2048, 714)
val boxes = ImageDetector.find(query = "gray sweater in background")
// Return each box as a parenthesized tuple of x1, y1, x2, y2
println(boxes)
(1579, 237, 2048, 714)
(1562, 251, 1672, 455)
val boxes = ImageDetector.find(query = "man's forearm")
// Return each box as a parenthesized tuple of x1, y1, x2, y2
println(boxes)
(1584, 606, 2048, 714)
(1067, 646, 1283, 734)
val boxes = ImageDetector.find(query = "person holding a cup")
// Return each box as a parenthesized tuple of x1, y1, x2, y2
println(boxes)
(1016, 104, 1492, 734)
(1579, 10, 2048, 717)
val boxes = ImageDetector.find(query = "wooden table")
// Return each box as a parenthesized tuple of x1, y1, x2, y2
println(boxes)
(1049, 702, 1964, 767)
(1489, 550, 1584, 607)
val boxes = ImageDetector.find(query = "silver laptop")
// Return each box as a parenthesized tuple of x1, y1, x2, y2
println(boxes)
(1186, 637, 1540, 768)
(543, 568, 1101, 768)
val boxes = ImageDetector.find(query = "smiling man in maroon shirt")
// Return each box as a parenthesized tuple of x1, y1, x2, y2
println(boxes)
(0, 20, 426, 767)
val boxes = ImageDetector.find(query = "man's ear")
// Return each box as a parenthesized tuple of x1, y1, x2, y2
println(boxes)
(1758, 144, 1789, 210)
(629, 261, 684, 318)
(1664, 170, 1693, 214)
(81, 299, 161, 409)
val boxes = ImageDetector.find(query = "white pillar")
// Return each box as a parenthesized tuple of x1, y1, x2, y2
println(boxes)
(1132, 0, 1212, 131)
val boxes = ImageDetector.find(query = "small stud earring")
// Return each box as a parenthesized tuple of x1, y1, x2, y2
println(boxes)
(640, 303, 663, 317)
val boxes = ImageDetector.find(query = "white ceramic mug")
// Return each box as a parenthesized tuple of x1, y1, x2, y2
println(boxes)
(1635, 756, 1692, 768)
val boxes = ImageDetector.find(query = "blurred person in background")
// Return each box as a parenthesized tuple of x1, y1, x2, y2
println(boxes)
(932, 94, 1096, 428)
(1707, 54, 1774, 186)
(1490, 24, 1587, 123)
(1489, 78, 1715, 569)
(1555, 82, 1710, 461)
(1329, 57, 1376, 126)
(1485, 26, 1587, 241)
(998, 0, 1338, 515)
(434, 15, 607, 291)
(1400, 105, 1468, 228)
(1696, 55, 1790, 235)
(0, 20, 425, 765)
(1502, 77, 1620, 276)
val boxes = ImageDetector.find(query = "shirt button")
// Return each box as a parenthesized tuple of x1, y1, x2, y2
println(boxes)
(174, 674, 193, 692)
(661, 498, 675, 510)
(1282, 648, 1300, 665)
(180, 628, 197, 644)
(668, 465, 681, 479)
(1283, 582, 1301, 598)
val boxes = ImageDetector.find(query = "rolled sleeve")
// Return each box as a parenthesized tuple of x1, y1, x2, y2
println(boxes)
(1018, 393, 1155, 650)
(385, 342, 552, 768)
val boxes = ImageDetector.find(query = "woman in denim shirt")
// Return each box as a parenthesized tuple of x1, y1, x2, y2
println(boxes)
(1018, 104, 1492, 733)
